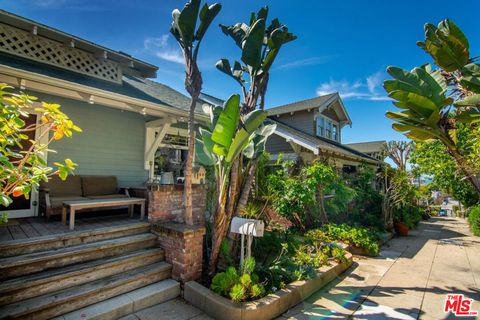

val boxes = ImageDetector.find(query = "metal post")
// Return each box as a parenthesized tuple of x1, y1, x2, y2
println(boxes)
(240, 234, 245, 267)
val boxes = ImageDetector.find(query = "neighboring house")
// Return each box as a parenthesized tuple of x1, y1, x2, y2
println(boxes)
(0, 10, 211, 218)
(346, 141, 387, 161)
(266, 93, 382, 172)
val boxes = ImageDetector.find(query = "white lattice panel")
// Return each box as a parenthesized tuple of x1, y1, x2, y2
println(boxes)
(0, 23, 122, 83)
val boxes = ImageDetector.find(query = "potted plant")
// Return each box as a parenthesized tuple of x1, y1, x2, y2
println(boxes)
(394, 209, 409, 236)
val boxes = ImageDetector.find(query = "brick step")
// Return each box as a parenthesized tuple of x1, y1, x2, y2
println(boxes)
(0, 248, 165, 306)
(0, 233, 157, 279)
(55, 280, 180, 320)
(0, 222, 151, 258)
(0, 262, 172, 320)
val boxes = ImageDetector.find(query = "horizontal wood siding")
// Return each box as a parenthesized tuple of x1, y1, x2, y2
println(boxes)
(266, 134, 294, 154)
(34, 92, 148, 187)
(276, 110, 315, 135)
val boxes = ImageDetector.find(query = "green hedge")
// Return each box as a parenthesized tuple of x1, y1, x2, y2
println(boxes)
(468, 205, 480, 236)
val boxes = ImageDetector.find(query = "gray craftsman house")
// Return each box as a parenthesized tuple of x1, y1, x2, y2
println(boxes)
(266, 93, 383, 173)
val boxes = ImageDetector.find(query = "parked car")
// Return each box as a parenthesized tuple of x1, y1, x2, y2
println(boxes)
(439, 209, 447, 216)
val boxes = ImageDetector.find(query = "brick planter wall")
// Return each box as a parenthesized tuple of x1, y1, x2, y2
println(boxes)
(152, 222, 206, 283)
(147, 184, 206, 225)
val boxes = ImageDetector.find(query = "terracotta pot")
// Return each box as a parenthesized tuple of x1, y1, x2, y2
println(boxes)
(395, 222, 409, 236)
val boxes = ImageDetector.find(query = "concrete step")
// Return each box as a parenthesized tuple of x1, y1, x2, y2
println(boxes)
(0, 222, 151, 258)
(0, 262, 173, 320)
(0, 233, 157, 279)
(0, 248, 165, 306)
(55, 280, 180, 320)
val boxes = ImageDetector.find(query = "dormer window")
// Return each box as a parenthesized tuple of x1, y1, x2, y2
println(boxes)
(316, 117, 325, 137)
(316, 115, 340, 142)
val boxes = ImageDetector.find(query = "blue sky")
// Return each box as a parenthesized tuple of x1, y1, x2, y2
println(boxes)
(2, 0, 479, 143)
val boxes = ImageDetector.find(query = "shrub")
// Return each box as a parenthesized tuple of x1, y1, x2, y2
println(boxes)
(321, 224, 379, 256)
(210, 257, 266, 302)
(468, 205, 480, 236)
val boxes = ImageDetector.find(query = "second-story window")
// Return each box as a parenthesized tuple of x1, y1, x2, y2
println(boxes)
(333, 124, 338, 141)
(325, 120, 332, 139)
(316, 117, 324, 137)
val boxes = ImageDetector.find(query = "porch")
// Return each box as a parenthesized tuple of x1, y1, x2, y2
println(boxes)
(0, 210, 142, 241)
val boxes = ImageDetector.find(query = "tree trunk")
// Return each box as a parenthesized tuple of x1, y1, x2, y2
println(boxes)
(208, 159, 240, 275)
(184, 98, 197, 225)
(234, 158, 258, 217)
(448, 147, 480, 195)
(317, 185, 328, 224)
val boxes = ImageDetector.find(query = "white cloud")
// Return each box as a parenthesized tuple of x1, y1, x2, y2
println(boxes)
(277, 56, 335, 70)
(316, 71, 390, 101)
(144, 35, 184, 64)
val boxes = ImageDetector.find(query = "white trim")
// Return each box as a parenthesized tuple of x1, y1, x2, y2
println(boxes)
(274, 129, 319, 155)
(0, 65, 209, 121)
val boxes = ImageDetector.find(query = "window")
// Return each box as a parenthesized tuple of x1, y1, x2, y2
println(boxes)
(316, 117, 324, 137)
(325, 120, 332, 139)
(317, 115, 339, 141)
(332, 124, 338, 141)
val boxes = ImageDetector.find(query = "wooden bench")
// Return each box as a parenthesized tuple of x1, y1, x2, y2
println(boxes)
(62, 197, 146, 230)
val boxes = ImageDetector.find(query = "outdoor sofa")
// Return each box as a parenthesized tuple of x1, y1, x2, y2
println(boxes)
(39, 175, 129, 220)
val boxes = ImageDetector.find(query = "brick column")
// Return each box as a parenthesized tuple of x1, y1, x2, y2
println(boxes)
(152, 222, 205, 283)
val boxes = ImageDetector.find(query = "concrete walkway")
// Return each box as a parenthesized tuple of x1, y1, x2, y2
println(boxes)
(121, 217, 478, 320)
(279, 217, 479, 320)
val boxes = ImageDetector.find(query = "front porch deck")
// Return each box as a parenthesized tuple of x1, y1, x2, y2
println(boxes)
(0, 210, 143, 241)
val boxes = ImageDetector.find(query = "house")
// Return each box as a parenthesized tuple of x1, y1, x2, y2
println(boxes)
(0, 10, 210, 219)
(0, 10, 209, 319)
(346, 140, 387, 161)
(265, 93, 383, 173)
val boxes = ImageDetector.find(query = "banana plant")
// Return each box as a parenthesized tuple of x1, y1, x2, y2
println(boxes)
(170, 0, 221, 225)
(216, 6, 296, 112)
(384, 19, 480, 194)
(195, 94, 276, 274)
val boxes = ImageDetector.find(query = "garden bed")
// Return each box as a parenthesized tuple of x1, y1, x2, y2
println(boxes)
(184, 252, 352, 320)
(346, 231, 393, 256)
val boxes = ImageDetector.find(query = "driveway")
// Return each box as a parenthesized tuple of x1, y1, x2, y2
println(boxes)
(279, 217, 479, 319)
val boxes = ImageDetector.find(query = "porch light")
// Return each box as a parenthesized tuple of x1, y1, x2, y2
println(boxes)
(88, 95, 95, 104)
(140, 107, 147, 115)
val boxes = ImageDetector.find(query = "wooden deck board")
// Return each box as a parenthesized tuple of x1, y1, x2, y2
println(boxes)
(0, 212, 144, 242)
(8, 225, 28, 240)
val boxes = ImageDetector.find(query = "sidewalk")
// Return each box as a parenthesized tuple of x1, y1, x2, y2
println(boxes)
(279, 217, 480, 319)
(121, 217, 479, 320)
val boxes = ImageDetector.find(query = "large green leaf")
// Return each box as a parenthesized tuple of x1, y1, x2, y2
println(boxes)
(243, 109, 267, 133)
(455, 94, 480, 107)
(460, 76, 480, 94)
(211, 94, 241, 155)
(241, 18, 266, 69)
(195, 3, 222, 42)
(225, 128, 250, 163)
(177, 0, 201, 45)
(417, 20, 469, 72)
(220, 23, 249, 48)
(195, 138, 215, 166)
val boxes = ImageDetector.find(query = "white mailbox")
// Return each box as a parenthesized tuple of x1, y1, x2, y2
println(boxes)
(230, 217, 264, 237)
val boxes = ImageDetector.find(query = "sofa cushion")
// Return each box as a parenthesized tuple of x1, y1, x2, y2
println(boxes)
(82, 176, 118, 196)
(87, 194, 130, 200)
(50, 196, 89, 209)
(40, 175, 83, 197)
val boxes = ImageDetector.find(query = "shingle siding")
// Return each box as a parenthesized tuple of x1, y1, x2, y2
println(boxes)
(34, 92, 148, 188)
(266, 134, 294, 154)
(275, 110, 315, 135)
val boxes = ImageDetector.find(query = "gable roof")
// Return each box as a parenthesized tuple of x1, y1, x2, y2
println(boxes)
(272, 120, 379, 164)
(267, 93, 352, 126)
(267, 93, 337, 116)
(0, 52, 206, 115)
(346, 141, 387, 154)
